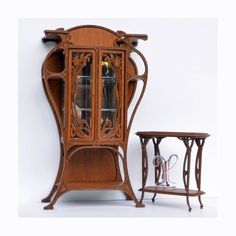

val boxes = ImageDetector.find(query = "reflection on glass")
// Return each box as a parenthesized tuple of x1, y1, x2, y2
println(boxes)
(73, 53, 92, 135)
(101, 56, 117, 134)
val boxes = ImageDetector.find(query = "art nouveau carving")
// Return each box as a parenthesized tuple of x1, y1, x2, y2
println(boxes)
(41, 25, 148, 209)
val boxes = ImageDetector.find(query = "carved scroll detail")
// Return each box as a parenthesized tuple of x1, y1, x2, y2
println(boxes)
(70, 52, 92, 138)
(127, 48, 148, 137)
(100, 53, 122, 138)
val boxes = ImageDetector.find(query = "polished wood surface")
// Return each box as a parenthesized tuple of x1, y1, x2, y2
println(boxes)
(136, 131, 210, 138)
(41, 25, 148, 209)
(139, 186, 205, 196)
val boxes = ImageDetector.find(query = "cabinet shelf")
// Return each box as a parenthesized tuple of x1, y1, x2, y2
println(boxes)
(139, 186, 205, 197)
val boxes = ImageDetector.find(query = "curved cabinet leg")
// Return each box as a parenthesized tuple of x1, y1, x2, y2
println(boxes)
(41, 144, 64, 203)
(44, 182, 67, 210)
(121, 149, 145, 208)
(122, 188, 145, 208)
(123, 192, 132, 200)
(41, 184, 59, 203)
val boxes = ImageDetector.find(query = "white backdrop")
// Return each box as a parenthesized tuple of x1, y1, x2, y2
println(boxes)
(18, 18, 217, 204)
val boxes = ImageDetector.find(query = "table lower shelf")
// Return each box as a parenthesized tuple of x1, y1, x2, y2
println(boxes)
(139, 186, 205, 197)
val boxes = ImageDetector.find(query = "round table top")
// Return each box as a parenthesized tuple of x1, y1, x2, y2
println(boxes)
(136, 131, 210, 139)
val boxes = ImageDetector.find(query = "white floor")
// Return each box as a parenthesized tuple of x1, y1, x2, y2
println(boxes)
(19, 197, 217, 217)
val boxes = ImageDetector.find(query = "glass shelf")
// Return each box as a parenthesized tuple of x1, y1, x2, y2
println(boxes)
(77, 76, 92, 79)
(102, 108, 116, 111)
(77, 108, 92, 111)
(76, 108, 116, 111)
(76, 76, 115, 80)
(102, 76, 116, 80)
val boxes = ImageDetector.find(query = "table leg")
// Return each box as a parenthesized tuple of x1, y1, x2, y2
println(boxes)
(139, 137, 150, 204)
(179, 137, 194, 212)
(151, 193, 157, 202)
(152, 137, 163, 202)
(195, 138, 205, 209)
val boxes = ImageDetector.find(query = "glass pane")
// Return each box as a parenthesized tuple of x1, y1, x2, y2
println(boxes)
(71, 52, 93, 137)
(101, 55, 120, 135)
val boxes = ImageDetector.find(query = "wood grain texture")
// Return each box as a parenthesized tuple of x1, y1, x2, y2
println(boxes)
(41, 25, 148, 209)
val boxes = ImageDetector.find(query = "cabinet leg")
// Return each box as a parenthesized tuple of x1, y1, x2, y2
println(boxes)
(123, 192, 132, 200)
(198, 196, 204, 209)
(121, 150, 145, 208)
(121, 188, 145, 207)
(152, 193, 157, 203)
(41, 184, 58, 203)
(42, 144, 64, 203)
(43, 183, 67, 210)
(135, 202, 145, 208)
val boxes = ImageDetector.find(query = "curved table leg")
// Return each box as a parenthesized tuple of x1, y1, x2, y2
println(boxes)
(152, 193, 157, 202)
(186, 196, 192, 212)
(179, 137, 194, 211)
(151, 137, 162, 203)
(198, 196, 204, 209)
(139, 137, 150, 205)
(195, 138, 205, 209)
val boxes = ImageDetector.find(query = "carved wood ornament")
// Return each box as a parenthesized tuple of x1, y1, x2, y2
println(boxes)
(41, 25, 148, 209)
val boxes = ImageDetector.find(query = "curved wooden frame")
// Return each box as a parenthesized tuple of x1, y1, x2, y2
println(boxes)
(41, 25, 148, 209)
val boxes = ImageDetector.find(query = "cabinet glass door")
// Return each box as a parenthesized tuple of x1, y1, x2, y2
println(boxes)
(69, 49, 95, 141)
(98, 51, 124, 140)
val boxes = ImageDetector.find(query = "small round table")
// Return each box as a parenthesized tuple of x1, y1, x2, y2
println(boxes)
(136, 131, 210, 211)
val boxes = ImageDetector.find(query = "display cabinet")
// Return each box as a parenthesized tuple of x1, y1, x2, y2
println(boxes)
(41, 25, 148, 209)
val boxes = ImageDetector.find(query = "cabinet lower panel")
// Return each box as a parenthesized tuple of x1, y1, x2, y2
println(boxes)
(65, 147, 122, 183)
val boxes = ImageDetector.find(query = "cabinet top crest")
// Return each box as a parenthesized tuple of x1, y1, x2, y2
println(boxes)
(42, 25, 148, 48)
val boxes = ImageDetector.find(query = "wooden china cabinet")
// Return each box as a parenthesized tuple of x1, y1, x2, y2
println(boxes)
(41, 25, 148, 209)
